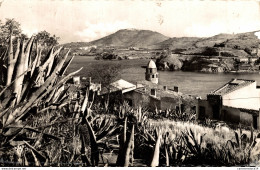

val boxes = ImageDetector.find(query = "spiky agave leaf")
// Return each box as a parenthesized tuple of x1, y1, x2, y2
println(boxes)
(12, 39, 26, 104)
(149, 128, 161, 167)
(116, 124, 135, 167)
(6, 33, 14, 86)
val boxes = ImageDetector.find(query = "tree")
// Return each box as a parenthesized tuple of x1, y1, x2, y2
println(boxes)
(35, 30, 59, 47)
(89, 63, 122, 90)
(0, 19, 59, 47)
(3, 18, 21, 35)
(89, 63, 122, 111)
(0, 18, 22, 45)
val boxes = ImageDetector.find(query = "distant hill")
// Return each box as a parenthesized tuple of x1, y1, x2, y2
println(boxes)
(152, 31, 260, 50)
(194, 31, 260, 49)
(155, 31, 260, 73)
(88, 29, 169, 48)
(222, 31, 260, 49)
(62, 29, 260, 52)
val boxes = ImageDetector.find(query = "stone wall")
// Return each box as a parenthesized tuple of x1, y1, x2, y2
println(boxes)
(197, 100, 258, 128)
(221, 106, 240, 124)
(161, 97, 179, 110)
(123, 90, 160, 110)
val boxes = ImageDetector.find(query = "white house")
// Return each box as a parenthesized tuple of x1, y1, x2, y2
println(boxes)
(212, 79, 260, 110)
(197, 78, 260, 129)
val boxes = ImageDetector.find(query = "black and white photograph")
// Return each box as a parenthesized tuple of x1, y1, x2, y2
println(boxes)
(0, 0, 260, 168)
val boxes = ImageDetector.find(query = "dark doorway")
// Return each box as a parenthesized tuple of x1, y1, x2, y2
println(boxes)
(207, 95, 222, 120)
(212, 105, 220, 119)
(199, 106, 206, 120)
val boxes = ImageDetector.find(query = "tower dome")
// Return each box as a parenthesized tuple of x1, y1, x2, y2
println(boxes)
(147, 60, 157, 69)
(145, 60, 158, 84)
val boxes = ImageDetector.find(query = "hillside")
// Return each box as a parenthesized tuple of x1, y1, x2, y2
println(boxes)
(152, 31, 260, 50)
(194, 33, 235, 48)
(62, 29, 260, 51)
(223, 31, 260, 49)
(151, 37, 200, 50)
(88, 29, 169, 48)
(180, 47, 249, 58)
(154, 30, 260, 73)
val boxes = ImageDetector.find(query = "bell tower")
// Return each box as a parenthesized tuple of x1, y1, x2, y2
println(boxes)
(145, 60, 158, 84)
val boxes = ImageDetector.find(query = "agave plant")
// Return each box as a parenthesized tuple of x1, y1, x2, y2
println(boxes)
(116, 117, 135, 167)
(161, 131, 187, 166)
(0, 34, 82, 166)
(225, 126, 260, 165)
(76, 88, 122, 166)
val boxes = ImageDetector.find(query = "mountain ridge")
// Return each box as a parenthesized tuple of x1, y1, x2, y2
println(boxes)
(63, 29, 260, 50)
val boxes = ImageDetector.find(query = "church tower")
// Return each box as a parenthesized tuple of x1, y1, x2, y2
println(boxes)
(145, 60, 158, 84)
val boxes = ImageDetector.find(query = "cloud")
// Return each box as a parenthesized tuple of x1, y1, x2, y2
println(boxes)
(75, 21, 133, 42)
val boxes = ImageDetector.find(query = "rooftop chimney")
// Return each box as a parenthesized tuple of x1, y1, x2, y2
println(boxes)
(89, 77, 92, 84)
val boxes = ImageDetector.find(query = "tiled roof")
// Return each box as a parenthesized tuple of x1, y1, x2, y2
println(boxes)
(100, 79, 136, 95)
(209, 79, 255, 96)
(132, 80, 198, 100)
(110, 79, 136, 91)
(133, 86, 181, 99)
(129, 80, 183, 99)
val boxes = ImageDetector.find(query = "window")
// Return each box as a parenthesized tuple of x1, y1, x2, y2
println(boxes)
(152, 75, 155, 78)
(151, 89, 156, 96)
(150, 68, 153, 73)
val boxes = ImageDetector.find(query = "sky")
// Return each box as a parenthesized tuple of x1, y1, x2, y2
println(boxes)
(0, 0, 260, 44)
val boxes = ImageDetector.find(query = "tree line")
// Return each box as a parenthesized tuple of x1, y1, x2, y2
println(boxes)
(0, 18, 59, 47)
